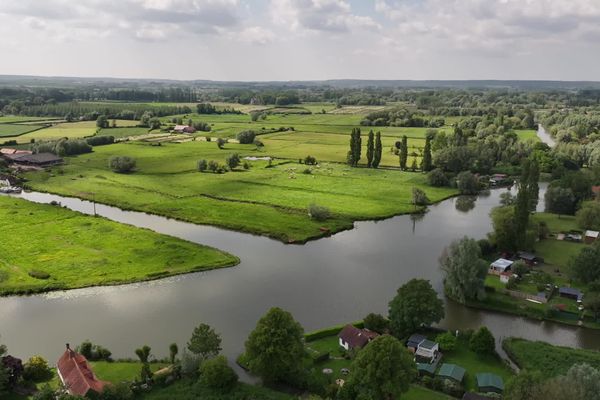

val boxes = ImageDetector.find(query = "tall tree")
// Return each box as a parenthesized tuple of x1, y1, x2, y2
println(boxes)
(421, 136, 433, 172)
(515, 158, 531, 245)
(399, 135, 408, 170)
(440, 236, 488, 303)
(187, 323, 222, 361)
(366, 130, 374, 168)
(347, 128, 362, 167)
(169, 343, 178, 364)
(528, 158, 540, 211)
(372, 131, 382, 168)
(388, 279, 444, 338)
(342, 336, 415, 400)
(244, 307, 304, 384)
(134, 345, 152, 382)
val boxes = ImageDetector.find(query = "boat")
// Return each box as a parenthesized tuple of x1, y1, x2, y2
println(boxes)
(0, 186, 22, 194)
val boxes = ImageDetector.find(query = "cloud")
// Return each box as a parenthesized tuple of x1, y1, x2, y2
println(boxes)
(236, 26, 276, 45)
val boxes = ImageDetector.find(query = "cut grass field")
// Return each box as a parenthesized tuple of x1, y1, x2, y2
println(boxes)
(23, 140, 456, 243)
(91, 361, 168, 383)
(2, 120, 142, 143)
(0, 123, 45, 137)
(0, 116, 60, 123)
(503, 337, 600, 378)
(0, 196, 238, 295)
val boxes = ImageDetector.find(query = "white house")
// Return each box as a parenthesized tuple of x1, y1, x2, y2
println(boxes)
(490, 258, 513, 275)
(415, 339, 439, 361)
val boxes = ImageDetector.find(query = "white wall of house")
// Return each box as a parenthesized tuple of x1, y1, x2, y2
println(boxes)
(339, 338, 349, 351)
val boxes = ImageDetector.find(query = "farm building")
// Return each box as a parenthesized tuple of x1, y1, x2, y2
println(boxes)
(57, 344, 109, 397)
(475, 373, 504, 394)
(4, 152, 63, 167)
(338, 324, 379, 351)
(489, 174, 509, 186)
(584, 230, 599, 244)
(559, 287, 583, 302)
(0, 148, 32, 156)
(173, 125, 196, 134)
(437, 363, 466, 383)
(489, 258, 513, 275)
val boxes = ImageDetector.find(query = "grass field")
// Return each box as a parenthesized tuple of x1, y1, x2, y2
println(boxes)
(91, 361, 168, 383)
(98, 126, 150, 138)
(1, 120, 142, 143)
(0, 123, 45, 137)
(0, 116, 59, 123)
(0, 196, 238, 295)
(23, 140, 456, 242)
(503, 338, 600, 378)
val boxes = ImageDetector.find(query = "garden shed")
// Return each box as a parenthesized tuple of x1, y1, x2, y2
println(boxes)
(437, 363, 466, 383)
(489, 258, 513, 275)
(476, 373, 504, 394)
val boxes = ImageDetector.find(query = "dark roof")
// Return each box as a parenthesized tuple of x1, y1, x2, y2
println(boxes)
(559, 287, 583, 299)
(417, 362, 437, 375)
(12, 153, 63, 164)
(419, 339, 438, 350)
(438, 363, 466, 382)
(338, 325, 378, 349)
(517, 251, 537, 261)
(463, 393, 492, 400)
(476, 373, 504, 391)
(407, 334, 426, 348)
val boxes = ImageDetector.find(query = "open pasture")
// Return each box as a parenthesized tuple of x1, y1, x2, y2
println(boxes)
(0, 123, 45, 137)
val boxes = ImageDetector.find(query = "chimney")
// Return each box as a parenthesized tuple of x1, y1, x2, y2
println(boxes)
(66, 343, 70, 350)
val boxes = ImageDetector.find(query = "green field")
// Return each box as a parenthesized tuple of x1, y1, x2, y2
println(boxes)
(91, 361, 168, 383)
(0, 196, 238, 295)
(23, 140, 456, 242)
(503, 338, 600, 378)
(0, 123, 45, 137)
(0, 116, 59, 123)
(98, 126, 150, 138)
(1, 120, 142, 143)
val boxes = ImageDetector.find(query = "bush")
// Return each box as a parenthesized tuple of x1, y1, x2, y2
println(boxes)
(87, 135, 115, 146)
(208, 160, 219, 173)
(23, 356, 52, 382)
(28, 270, 50, 280)
(199, 356, 238, 392)
(226, 153, 241, 170)
(304, 155, 317, 165)
(308, 203, 331, 221)
(216, 138, 226, 149)
(469, 327, 496, 356)
(243, 161, 250, 170)
(109, 156, 136, 173)
(98, 382, 133, 400)
(236, 130, 256, 144)
(363, 313, 389, 334)
(428, 168, 449, 187)
(197, 159, 208, 172)
(180, 349, 201, 377)
(193, 121, 211, 132)
(512, 260, 529, 277)
(303, 168, 312, 175)
(436, 332, 457, 352)
(457, 171, 479, 194)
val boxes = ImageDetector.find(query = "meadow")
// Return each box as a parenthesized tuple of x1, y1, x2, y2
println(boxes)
(0, 123, 45, 137)
(0, 196, 238, 295)
(23, 140, 456, 242)
(1, 120, 140, 143)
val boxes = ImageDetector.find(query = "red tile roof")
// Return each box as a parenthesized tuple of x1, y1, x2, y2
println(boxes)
(592, 186, 600, 195)
(338, 325, 379, 349)
(57, 345, 108, 397)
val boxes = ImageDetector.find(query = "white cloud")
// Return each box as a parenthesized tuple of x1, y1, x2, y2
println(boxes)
(236, 26, 276, 45)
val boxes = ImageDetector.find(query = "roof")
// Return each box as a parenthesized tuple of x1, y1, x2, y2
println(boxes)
(559, 287, 583, 300)
(517, 251, 537, 261)
(476, 373, 504, 391)
(57, 346, 108, 397)
(8, 152, 63, 164)
(417, 362, 437, 374)
(490, 258, 513, 271)
(407, 334, 426, 348)
(1, 148, 32, 155)
(438, 363, 466, 381)
(338, 325, 378, 349)
(592, 186, 600, 195)
(419, 339, 438, 350)
(585, 230, 599, 238)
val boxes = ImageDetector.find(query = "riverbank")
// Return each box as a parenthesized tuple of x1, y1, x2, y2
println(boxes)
(0, 196, 239, 296)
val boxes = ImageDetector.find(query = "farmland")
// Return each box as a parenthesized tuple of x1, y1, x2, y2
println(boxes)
(0, 196, 238, 295)
(0, 123, 45, 137)
(1, 120, 141, 143)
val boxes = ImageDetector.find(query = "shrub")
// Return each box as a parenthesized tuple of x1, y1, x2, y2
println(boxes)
(87, 135, 115, 146)
(512, 260, 529, 277)
(199, 355, 238, 392)
(243, 161, 250, 170)
(237, 130, 256, 144)
(436, 332, 457, 352)
(28, 270, 50, 280)
(98, 382, 133, 400)
(208, 160, 219, 173)
(193, 121, 211, 132)
(303, 168, 312, 175)
(109, 156, 136, 173)
(226, 153, 241, 170)
(216, 138, 226, 149)
(304, 155, 317, 165)
(180, 349, 201, 377)
(197, 159, 208, 172)
(23, 356, 52, 382)
(427, 168, 449, 187)
(457, 171, 479, 194)
(308, 203, 331, 221)
(363, 313, 389, 334)
(469, 326, 496, 356)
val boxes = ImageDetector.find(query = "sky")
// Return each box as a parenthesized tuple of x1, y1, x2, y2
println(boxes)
(1, 0, 600, 81)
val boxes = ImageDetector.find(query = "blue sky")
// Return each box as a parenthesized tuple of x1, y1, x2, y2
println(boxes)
(0, 0, 599, 81)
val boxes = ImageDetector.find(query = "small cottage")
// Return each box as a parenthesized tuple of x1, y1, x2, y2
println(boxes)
(173, 125, 196, 134)
(338, 325, 379, 351)
(585, 230, 599, 245)
(406, 334, 427, 352)
(489, 258, 513, 275)
(476, 373, 504, 394)
(517, 251, 542, 266)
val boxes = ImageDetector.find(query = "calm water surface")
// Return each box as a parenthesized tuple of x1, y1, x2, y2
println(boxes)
(2, 182, 600, 374)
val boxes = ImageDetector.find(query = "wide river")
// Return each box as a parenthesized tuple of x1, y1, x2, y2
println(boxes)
(2, 182, 600, 375)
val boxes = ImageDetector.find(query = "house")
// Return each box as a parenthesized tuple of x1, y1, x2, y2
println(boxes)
(338, 325, 379, 351)
(489, 174, 509, 186)
(173, 125, 196, 134)
(415, 339, 439, 361)
(57, 344, 109, 397)
(476, 373, 504, 394)
(559, 287, 583, 302)
(517, 251, 542, 266)
(500, 272, 513, 284)
(585, 230, 599, 244)
(406, 334, 427, 352)
(437, 363, 466, 383)
(5, 152, 63, 167)
(489, 258, 513, 275)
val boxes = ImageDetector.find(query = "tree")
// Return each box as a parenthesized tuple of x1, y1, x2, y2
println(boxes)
(576, 201, 600, 230)
(372, 131, 382, 168)
(421, 136, 433, 172)
(23, 356, 52, 382)
(217, 138, 226, 149)
(200, 355, 238, 392)
(342, 336, 415, 400)
(348, 128, 362, 167)
(96, 115, 109, 128)
(515, 159, 532, 244)
(308, 203, 330, 221)
(226, 153, 241, 170)
(134, 345, 152, 382)
(197, 159, 208, 172)
(366, 130, 374, 168)
(440, 237, 488, 303)
(528, 159, 540, 211)
(410, 158, 418, 172)
(399, 135, 408, 170)
(499, 192, 515, 206)
(244, 307, 304, 383)
(169, 343, 178, 364)
(435, 332, 457, 352)
(585, 293, 600, 320)
(427, 168, 448, 187)
(469, 327, 495, 355)
(569, 242, 600, 283)
(505, 370, 545, 400)
(237, 130, 256, 144)
(545, 186, 576, 216)
(0, 338, 7, 397)
(149, 118, 161, 130)
(456, 171, 479, 195)
(388, 279, 444, 338)
(564, 363, 600, 400)
(111, 119, 117, 128)
(109, 156, 136, 173)
(363, 313, 389, 334)
(411, 187, 430, 207)
(187, 323, 222, 361)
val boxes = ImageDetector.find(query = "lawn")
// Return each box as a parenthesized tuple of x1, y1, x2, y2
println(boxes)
(22, 140, 456, 243)
(0, 123, 45, 137)
(90, 361, 168, 383)
(503, 337, 600, 378)
(534, 212, 579, 233)
(515, 129, 540, 142)
(0, 196, 238, 295)
(98, 126, 150, 138)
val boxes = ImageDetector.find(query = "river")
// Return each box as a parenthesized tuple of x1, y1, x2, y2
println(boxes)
(2, 182, 600, 375)
(537, 124, 556, 148)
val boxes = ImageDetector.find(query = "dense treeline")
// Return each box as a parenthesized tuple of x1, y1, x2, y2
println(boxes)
(360, 108, 445, 127)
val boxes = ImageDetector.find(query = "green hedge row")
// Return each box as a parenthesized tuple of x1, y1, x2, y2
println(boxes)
(304, 320, 364, 342)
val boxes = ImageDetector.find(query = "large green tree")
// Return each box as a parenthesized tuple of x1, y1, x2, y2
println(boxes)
(505, 370, 545, 400)
(187, 323, 222, 361)
(372, 131, 382, 168)
(366, 130, 374, 168)
(244, 307, 304, 384)
(440, 237, 488, 303)
(421, 135, 433, 172)
(347, 128, 362, 167)
(469, 326, 495, 355)
(570, 241, 600, 283)
(515, 158, 531, 244)
(342, 336, 416, 400)
(399, 135, 408, 170)
(545, 186, 576, 216)
(576, 201, 600, 230)
(528, 159, 540, 211)
(388, 279, 444, 338)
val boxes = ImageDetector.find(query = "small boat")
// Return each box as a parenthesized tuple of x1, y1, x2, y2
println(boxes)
(0, 186, 22, 194)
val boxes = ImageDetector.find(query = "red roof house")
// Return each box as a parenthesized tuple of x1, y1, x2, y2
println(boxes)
(57, 344, 108, 397)
(338, 325, 379, 351)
